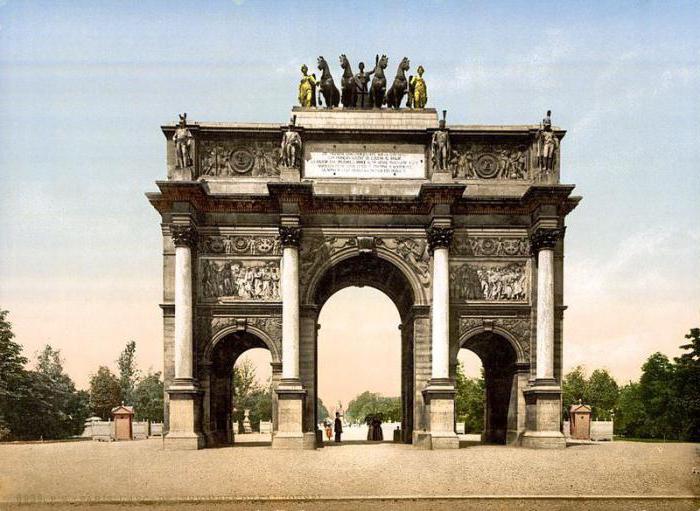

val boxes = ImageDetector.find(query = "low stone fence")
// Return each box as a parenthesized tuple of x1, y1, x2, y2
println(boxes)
(259, 421, 272, 434)
(591, 420, 613, 441)
(563, 420, 614, 441)
(82, 420, 164, 441)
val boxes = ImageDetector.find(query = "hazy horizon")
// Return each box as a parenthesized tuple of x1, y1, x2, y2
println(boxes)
(1, 1, 698, 400)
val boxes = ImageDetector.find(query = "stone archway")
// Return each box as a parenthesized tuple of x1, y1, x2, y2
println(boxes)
(203, 329, 279, 446)
(305, 253, 420, 443)
(456, 325, 530, 445)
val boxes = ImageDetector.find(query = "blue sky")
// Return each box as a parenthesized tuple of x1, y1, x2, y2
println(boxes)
(0, 0, 698, 391)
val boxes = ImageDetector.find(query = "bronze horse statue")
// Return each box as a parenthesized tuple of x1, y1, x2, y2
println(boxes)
(386, 57, 410, 109)
(339, 54, 355, 108)
(369, 54, 388, 108)
(317, 56, 340, 108)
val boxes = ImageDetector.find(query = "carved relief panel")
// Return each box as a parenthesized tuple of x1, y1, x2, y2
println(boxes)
(198, 140, 281, 179)
(450, 142, 530, 180)
(200, 259, 281, 302)
(450, 232, 531, 303)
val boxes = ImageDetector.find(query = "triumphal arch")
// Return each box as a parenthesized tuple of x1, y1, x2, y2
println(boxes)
(148, 62, 579, 450)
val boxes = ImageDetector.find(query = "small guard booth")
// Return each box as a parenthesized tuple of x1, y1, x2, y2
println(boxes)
(569, 403, 592, 440)
(112, 405, 135, 441)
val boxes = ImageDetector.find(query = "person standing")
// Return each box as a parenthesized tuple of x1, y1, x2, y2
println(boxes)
(334, 412, 343, 443)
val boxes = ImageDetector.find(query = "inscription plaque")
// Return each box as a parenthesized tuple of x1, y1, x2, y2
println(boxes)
(304, 144, 426, 179)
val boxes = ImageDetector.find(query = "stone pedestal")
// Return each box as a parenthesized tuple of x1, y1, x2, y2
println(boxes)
(165, 387, 204, 450)
(271, 380, 308, 449)
(521, 384, 566, 449)
(422, 379, 460, 449)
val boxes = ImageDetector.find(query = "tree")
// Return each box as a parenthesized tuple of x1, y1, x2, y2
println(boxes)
(117, 341, 139, 405)
(585, 369, 619, 420)
(561, 366, 588, 418)
(345, 391, 401, 424)
(455, 361, 484, 433)
(133, 371, 164, 422)
(615, 382, 645, 437)
(89, 366, 122, 420)
(317, 398, 330, 422)
(673, 328, 700, 441)
(233, 358, 258, 400)
(22, 345, 88, 439)
(638, 352, 676, 439)
(0, 309, 31, 440)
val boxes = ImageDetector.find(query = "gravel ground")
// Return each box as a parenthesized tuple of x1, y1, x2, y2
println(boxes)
(0, 439, 697, 504)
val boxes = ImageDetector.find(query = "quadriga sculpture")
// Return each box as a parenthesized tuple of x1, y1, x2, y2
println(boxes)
(317, 56, 340, 108)
(386, 57, 410, 109)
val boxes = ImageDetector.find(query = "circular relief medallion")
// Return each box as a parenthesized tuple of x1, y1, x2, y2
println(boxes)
(475, 154, 500, 179)
(233, 237, 252, 253)
(230, 148, 254, 174)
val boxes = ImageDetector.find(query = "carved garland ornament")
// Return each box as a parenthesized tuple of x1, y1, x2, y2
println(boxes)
(451, 235, 530, 257)
(199, 235, 282, 256)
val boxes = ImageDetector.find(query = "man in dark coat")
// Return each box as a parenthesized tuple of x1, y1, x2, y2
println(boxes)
(334, 412, 343, 443)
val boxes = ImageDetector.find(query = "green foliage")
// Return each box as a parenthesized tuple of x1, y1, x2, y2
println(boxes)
(317, 398, 330, 422)
(89, 366, 122, 420)
(232, 358, 272, 431)
(345, 391, 401, 424)
(561, 366, 587, 418)
(615, 382, 645, 437)
(117, 341, 139, 405)
(133, 371, 164, 422)
(0, 309, 30, 440)
(455, 361, 484, 433)
(638, 352, 676, 439)
(673, 328, 700, 441)
(21, 345, 89, 439)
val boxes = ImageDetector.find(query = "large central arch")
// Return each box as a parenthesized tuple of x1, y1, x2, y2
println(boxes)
(303, 251, 424, 442)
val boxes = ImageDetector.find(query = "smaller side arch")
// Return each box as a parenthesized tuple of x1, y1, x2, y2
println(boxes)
(458, 326, 527, 365)
(204, 321, 281, 364)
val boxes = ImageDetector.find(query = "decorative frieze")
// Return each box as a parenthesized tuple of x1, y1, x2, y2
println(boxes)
(199, 235, 281, 256)
(199, 140, 281, 178)
(211, 316, 282, 343)
(200, 259, 281, 301)
(451, 234, 530, 257)
(450, 262, 528, 302)
(298, 235, 432, 290)
(451, 142, 529, 180)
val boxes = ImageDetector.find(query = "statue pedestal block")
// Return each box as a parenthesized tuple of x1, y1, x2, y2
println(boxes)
(165, 383, 204, 450)
(272, 381, 313, 450)
(421, 379, 459, 450)
(522, 382, 566, 449)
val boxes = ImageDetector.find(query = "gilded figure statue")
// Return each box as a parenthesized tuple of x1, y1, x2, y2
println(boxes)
(298, 64, 317, 108)
(409, 65, 428, 109)
(173, 113, 194, 168)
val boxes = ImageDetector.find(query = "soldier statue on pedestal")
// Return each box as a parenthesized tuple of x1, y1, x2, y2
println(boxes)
(173, 113, 193, 168)
(431, 110, 451, 173)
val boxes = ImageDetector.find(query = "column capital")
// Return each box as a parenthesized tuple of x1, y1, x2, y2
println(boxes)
(171, 224, 198, 248)
(279, 225, 302, 247)
(426, 226, 454, 253)
(530, 227, 564, 253)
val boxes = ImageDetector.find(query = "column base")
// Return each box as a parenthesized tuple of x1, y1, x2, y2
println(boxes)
(521, 430, 566, 449)
(421, 379, 459, 450)
(522, 382, 565, 450)
(164, 431, 205, 450)
(166, 383, 204, 450)
(272, 381, 313, 450)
